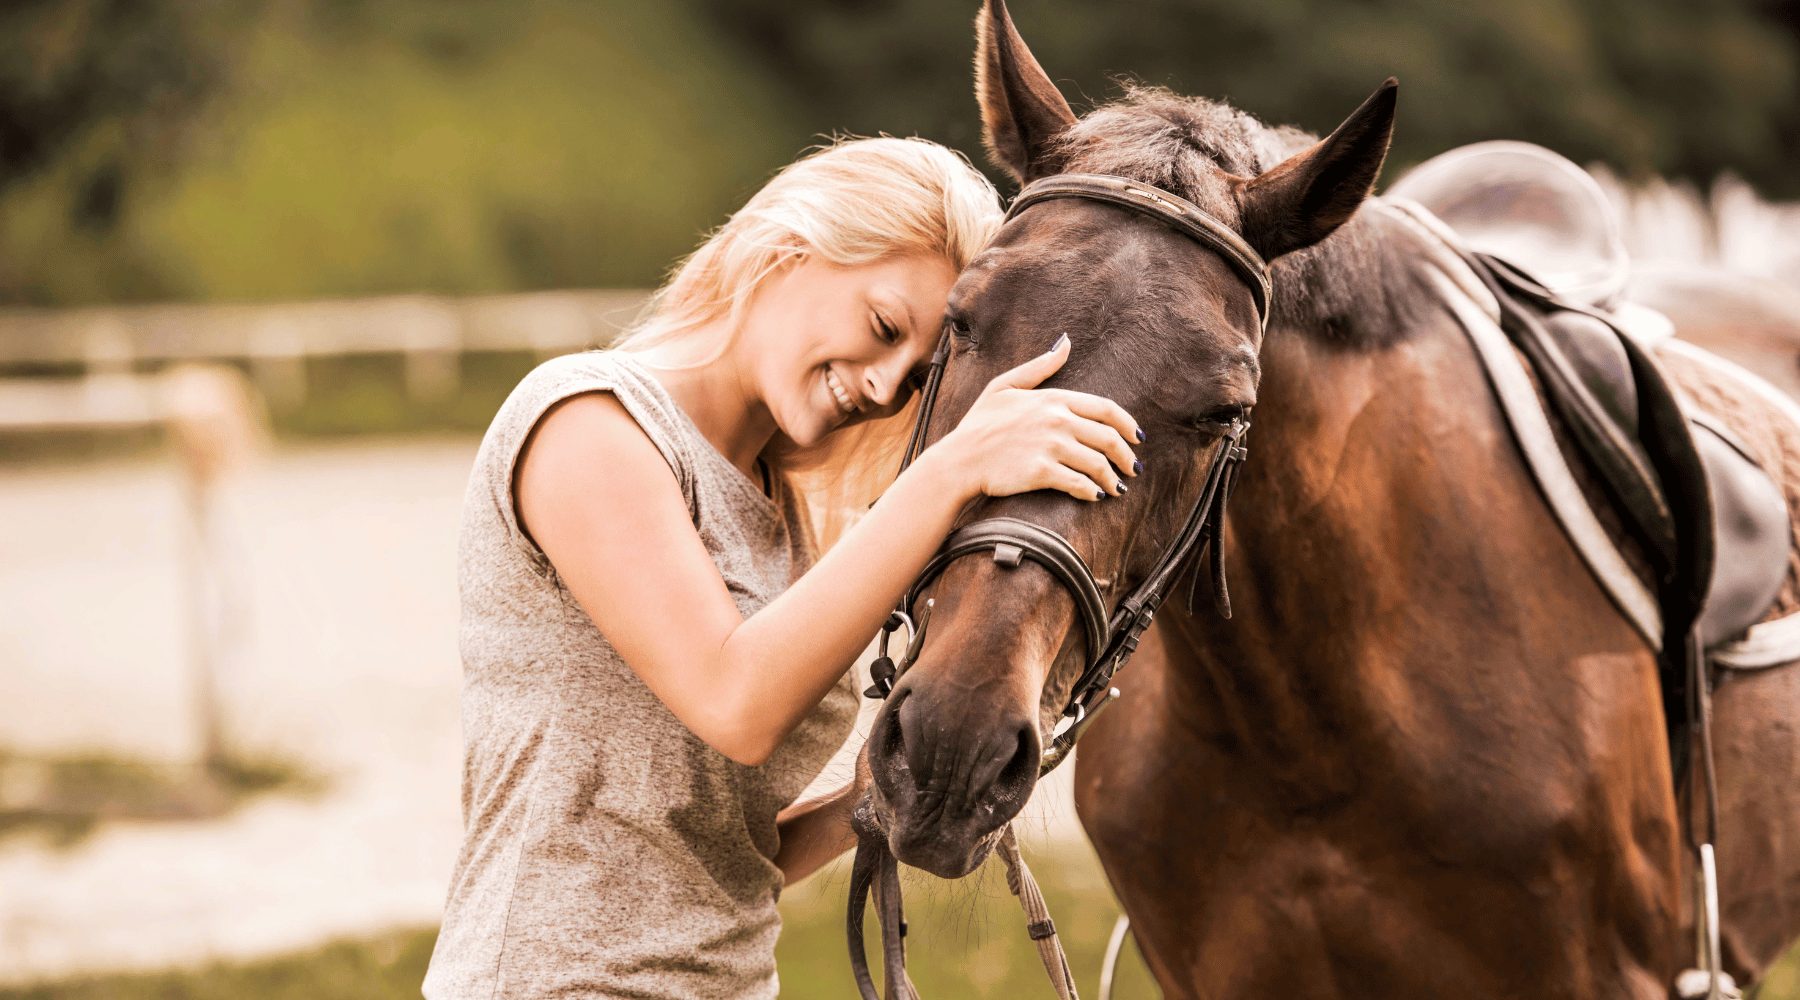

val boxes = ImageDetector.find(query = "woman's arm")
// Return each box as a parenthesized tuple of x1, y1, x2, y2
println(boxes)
(517, 338, 1139, 765)
(772, 750, 869, 884)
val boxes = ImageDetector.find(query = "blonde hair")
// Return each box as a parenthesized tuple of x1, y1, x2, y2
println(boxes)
(613, 136, 1003, 548)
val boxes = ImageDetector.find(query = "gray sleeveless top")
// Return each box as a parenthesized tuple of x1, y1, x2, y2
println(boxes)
(424, 351, 859, 1000)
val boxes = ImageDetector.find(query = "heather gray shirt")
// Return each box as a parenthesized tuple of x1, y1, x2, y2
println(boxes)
(424, 351, 859, 1000)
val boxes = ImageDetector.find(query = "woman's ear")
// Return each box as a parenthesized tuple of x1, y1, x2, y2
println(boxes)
(1235, 79, 1397, 262)
(974, 0, 1077, 184)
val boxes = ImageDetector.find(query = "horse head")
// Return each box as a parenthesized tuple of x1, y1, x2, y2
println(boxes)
(862, 0, 1397, 878)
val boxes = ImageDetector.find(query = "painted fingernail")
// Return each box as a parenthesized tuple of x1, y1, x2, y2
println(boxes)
(1051, 333, 1068, 352)
(1135, 428, 1145, 443)
(1117, 483, 1128, 494)
(1132, 460, 1143, 475)
(1095, 490, 1105, 501)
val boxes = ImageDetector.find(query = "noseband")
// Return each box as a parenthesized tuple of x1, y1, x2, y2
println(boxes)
(867, 173, 1271, 774)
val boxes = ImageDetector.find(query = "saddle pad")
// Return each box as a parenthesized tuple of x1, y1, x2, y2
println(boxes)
(1386, 195, 1798, 664)
(1653, 338, 1800, 664)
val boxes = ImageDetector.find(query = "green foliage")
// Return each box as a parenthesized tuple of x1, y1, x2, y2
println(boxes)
(0, 0, 801, 305)
(699, 0, 1800, 197)
(0, 0, 1795, 308)
(0, 0, 239, 186)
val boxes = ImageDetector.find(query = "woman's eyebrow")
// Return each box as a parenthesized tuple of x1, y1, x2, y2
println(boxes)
(902, 297, 938, 338)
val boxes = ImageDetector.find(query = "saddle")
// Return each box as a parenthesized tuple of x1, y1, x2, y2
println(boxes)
(1461, 251, 1791, 751)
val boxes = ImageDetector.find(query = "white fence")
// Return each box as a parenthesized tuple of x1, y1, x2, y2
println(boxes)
(0, 288, 650, 412)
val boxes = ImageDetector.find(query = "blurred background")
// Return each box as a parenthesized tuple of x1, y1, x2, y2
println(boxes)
(2, 0, 1799, 996)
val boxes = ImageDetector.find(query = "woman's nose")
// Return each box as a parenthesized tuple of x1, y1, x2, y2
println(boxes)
(863, 361, 903, 407)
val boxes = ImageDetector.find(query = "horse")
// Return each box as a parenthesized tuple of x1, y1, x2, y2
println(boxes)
(859, 2, 1800, 996)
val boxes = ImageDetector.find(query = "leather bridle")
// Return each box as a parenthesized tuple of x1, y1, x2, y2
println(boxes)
(865, 173, 1271, 775)
(848, 173, 1273, 1000)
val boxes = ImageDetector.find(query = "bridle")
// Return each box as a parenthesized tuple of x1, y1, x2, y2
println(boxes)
(848, 173, 1273, 1000)
(848, 173, 1272, 1000)
(865, 172, 1271, 775)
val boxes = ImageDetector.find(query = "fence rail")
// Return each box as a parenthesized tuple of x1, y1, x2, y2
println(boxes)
(0, 288, 650, 406)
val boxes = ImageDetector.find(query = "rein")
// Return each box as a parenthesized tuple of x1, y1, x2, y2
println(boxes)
(848, 172, 1271, 1000)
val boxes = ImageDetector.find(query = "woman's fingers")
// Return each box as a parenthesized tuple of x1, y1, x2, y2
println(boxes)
(1067, 418, 1138, 481)
(938, 337, 1147, 502)
(1041, 459, 1111, 502)
(1053, 389, 1143, 449)
(984, 333, 1069, 393)
(1054, 438, 1126, 497)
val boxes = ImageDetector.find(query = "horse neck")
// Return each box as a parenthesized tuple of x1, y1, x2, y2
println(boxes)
(1153, 206, 1640, 789)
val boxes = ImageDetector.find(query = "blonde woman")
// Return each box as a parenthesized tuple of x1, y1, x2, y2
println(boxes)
(423, 137, 1141, 999)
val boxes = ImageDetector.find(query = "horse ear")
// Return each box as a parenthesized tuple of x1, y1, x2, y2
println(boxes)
(1236, 79, 1397, 261)
(975, 0, 1077, 183)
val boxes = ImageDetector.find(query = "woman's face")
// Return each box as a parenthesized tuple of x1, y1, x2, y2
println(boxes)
(742, 252, 959, 448)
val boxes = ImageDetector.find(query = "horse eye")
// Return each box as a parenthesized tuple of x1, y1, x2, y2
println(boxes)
(946, 314, 976, 344)
(1195, 405, 1249, 431)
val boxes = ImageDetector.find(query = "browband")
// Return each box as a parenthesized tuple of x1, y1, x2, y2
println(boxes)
(1006, 173, 1273, 332)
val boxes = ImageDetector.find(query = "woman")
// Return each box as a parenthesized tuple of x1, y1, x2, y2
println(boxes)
(423, 136, 1140, 999)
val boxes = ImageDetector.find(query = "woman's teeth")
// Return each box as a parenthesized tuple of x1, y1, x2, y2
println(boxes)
(826, 369, 854, 413)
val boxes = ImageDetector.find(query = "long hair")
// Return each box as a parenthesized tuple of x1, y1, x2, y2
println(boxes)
(613, 136, 1002, 548)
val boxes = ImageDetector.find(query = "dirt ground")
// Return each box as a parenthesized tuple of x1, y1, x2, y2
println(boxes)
(0, 437, 1085, 985)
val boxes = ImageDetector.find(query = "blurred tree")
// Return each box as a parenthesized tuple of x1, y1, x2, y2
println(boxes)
(697, 0, 1800, 198)
(0, 0, 239, 219)
(0, 0, 802, 305)
(0, 0, 1793, 308)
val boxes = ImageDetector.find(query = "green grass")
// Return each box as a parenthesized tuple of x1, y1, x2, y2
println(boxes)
(0, 928, 438, 1000)
(776, 844, 1160, 999)
(5, 842, 1799, 998)
(0, 748, 322, 849)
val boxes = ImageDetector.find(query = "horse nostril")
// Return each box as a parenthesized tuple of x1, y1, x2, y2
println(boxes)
(1000, 723, 1040, 794)
(868, 687, 911, 786)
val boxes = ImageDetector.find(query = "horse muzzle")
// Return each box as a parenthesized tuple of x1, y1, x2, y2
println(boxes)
(865, 677, 1042, 878)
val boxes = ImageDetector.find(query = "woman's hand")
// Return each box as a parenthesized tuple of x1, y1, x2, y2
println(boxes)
(773, 741, 873, 884)
(928, 334, 1142, 504)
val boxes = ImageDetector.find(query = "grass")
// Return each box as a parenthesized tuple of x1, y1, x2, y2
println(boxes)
(0, 747, 322, 849)
(9, 838, 1797, 999)
(0, 928, 439, 1000)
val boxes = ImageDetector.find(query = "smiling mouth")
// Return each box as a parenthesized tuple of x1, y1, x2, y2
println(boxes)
(826, 367, 858, 416)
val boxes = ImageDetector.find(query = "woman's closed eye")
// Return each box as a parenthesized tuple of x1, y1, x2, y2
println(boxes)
(874, 314, 901, 345)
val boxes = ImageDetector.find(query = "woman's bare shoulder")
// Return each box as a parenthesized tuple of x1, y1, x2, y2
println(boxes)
(515, 389, 685, 549)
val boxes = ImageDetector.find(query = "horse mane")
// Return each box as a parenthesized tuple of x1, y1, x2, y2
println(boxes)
(1051, 85, 1437, 348)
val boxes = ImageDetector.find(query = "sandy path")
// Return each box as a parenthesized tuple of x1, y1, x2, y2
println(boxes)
(0, 438, 1084, 984)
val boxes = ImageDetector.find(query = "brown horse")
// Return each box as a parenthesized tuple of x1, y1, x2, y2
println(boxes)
(861, 2, 1800, 996)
